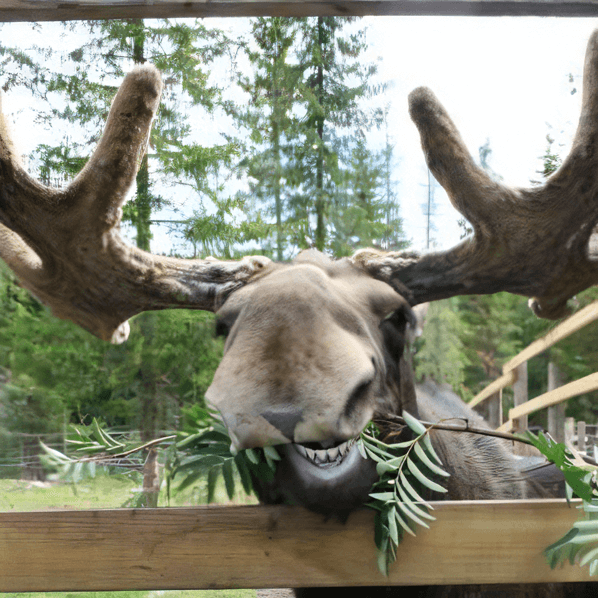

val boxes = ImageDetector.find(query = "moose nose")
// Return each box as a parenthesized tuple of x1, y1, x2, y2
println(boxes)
(206, 397, 294, 451)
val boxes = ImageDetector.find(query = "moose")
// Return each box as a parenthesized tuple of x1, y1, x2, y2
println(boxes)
(2, 24, 598, 598)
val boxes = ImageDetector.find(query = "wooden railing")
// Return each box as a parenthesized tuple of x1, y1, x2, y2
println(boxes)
(0, 501, 593, 592)
(469, 301, 598, 436)
(2, 0, 598, 22)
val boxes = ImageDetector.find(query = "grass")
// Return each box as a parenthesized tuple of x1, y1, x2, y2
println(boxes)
(0, 475, 140, 511)
(0, 475, 259, 598)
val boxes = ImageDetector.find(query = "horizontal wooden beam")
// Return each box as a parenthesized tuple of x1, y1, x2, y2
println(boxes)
(0, 500, 592, 592)
(469, 370, 516, 408)
(503, 301, 598, 375)
(1, 0, 598, 22)
(498, 372, 598, 432)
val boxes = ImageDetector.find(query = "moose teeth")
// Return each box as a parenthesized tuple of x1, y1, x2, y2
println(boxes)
(294, 438, 355, 466)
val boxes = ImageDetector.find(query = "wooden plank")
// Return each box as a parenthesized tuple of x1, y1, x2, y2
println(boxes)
(469, 370, 516, 408)
(512, 362, 528, 433)
(0, 501, 593, 591)
(2, 0, 598, 22)
(503, 301, 598, 374)
(547, 361, 566, 443)
(498, 372, 598, 432)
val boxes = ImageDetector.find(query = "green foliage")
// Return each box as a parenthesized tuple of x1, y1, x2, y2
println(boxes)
(330, 138, 407, 256)
(0, 260, 224, 452)
(525, 430, 598, 575)
(167, 408, 448, 577)
(167, 408, 279, 503)
(414, 300, 469, 392)
(231, 16, 394, 259)
(360, 412, 449, 576)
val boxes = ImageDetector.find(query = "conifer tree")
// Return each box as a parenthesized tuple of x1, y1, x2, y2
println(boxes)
(288, 16, 383, 253)
(233, 18, 300, 260)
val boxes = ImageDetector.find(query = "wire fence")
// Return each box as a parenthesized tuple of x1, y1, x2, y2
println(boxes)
(0, 429, 162, 479)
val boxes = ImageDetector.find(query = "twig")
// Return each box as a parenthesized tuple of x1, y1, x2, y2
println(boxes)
(78, 435, 176, 462)
(375, 414, 533, 444)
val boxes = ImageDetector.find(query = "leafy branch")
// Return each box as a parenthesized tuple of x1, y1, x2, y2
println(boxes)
(525, 430, 598, 575)
(41, 409, 449, 576)
(360, 411, 449, 576)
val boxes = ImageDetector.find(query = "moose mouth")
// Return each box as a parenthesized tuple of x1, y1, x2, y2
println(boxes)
(266, 436, 379, 516)
(291, 437, 357, 467)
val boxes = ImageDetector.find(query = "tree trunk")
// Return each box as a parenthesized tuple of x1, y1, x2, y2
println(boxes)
(314, 17, 326, 252)
(133, 22, 160, 507)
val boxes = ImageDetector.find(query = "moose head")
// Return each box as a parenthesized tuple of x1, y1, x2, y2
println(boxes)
(3, 28, 598, 518)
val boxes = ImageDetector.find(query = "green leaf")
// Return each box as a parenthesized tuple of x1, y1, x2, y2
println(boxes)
(374, 510, 390, 552)
(393, 505, 416, 537)
(544, 527, 580, 555)
(377, 548, 389, 577)
(414, 442, 450, 477)
(244, 448, 261, 465)
(369, 492, 395, 502)
(402, 410, 427, 435)
(388, 506, 399, 545)
(234, 453, 255, 496)
(397, 499, 430, 529)
(579, 545, 598, 567)
(207, 466, 220, 503)
(399, 471, 431, 508)
(396, 483, 435, 522)
(422, 433, 444, 466)
(407, 458, 447, 494)
(377, 460, 400, 476)
(222, 458, 236, 500)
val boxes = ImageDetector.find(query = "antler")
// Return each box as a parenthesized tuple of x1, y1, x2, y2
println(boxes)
(0, 65, 270, 343)
(354, 29, 598, 320)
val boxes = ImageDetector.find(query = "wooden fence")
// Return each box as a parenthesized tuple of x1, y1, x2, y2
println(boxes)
(2, 1, 598, 594)
(0, 501, 594, 592)
(469, 301, 598, 438)
(2, 0, 598, 22)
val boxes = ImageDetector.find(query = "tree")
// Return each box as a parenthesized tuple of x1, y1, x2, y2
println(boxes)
(27, 19, 237, 254)
(330, 138, 401, 256)
(232, 18, 300, 261)
(0, 21, 237, 490)
(380, 109, 409, 251)
(421, 169, 440, 250)
(414, 299, 469, 391)
(286, 16, 383, 253)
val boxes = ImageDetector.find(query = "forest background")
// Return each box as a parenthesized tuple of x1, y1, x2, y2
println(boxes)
(1, 16, 597, 487)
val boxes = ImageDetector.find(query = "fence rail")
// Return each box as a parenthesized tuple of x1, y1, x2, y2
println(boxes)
(0, 501, 592, 592)
(2, 0, 598, 22)
(470, 300, 598, 436)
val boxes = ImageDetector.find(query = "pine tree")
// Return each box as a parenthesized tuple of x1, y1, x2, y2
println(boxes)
(28, 19, 237, 254)
(232, 18, 300, 260)
(287, 17, 383, 253)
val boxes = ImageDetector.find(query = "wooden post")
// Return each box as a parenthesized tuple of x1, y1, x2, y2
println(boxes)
(512, 362, 528, 433)
(485, 392, 502, 429)
(578, 421, 587, 454)
(547, 362, 565, 443)
(565, 417, 575, 445)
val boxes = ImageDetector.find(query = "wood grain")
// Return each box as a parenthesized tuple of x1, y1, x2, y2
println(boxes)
(0, 501, 593, 592)
(1, 0, 598, 22)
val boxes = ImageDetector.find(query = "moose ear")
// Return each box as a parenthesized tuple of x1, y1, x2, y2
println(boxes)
(379, 302, 417, 363)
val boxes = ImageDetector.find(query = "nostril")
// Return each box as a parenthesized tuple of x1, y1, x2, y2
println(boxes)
(344, 378, 374, 419)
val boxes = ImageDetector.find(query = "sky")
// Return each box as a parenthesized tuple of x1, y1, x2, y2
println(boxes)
(1, 16, 597, 255)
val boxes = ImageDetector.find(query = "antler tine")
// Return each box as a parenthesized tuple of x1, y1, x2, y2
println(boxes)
(0, 65, 271, 343)
(355, 29, 598, 320)
(70, 65, 162, 228)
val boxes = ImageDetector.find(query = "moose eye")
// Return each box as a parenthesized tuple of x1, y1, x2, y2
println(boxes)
(215, 318, 231, 338)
